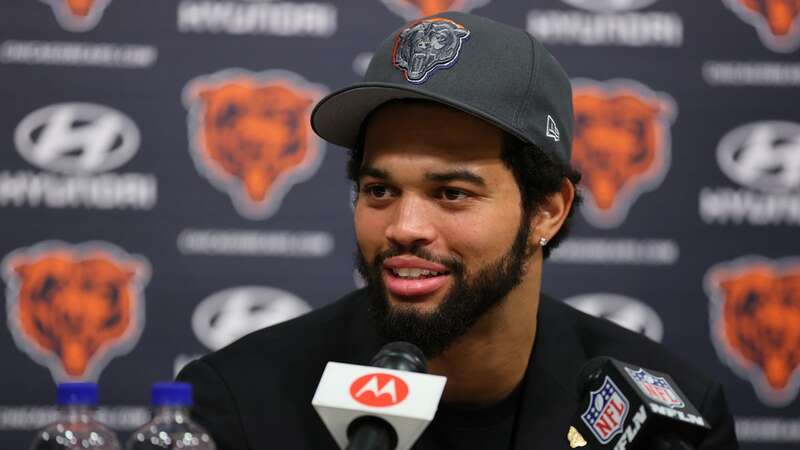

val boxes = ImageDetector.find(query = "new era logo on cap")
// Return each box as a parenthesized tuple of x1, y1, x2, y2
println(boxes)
(546, 115, 560, 142)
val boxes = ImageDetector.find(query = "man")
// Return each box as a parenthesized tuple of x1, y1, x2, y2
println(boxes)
(177, 12, 739, 449)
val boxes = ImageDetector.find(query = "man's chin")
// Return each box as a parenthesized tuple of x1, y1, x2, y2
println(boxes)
(367, 286, 461, 358)
(386, 295, 442, 315)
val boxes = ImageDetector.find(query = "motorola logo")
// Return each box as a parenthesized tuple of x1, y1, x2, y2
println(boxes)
(350, 373, 409, 407)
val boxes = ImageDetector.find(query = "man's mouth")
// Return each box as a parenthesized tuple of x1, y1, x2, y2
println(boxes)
(389, 268, 445, 279)
(382, 257, 451, 298)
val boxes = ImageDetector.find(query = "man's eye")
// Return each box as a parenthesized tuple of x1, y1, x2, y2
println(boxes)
(440, 188, 468, 201)
(365, 185, 392, 199)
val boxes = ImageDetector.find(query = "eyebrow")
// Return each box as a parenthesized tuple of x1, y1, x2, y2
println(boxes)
(359, 166, 487, 187)
(359, 166, 390, 181)
(425, 169, 486, 187)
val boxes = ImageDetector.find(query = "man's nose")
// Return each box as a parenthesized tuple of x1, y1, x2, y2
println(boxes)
(384, 195, 436, 248)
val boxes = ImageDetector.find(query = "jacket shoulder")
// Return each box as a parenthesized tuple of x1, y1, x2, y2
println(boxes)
(203, 288, 367, 371)
(544, 298, 738, 448)
(544, 297, 712, 401)
(177, 290, 368, 450)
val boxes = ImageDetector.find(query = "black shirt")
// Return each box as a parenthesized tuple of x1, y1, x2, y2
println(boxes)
(416, 383, 525, 450)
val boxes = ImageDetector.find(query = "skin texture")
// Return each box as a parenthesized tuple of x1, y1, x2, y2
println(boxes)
(355, 102, 575, 406)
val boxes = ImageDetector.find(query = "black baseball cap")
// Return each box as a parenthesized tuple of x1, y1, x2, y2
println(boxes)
(311, 11, 573, 165)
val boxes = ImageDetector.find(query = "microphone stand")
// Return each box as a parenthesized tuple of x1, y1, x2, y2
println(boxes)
(346, 416, 397, 450)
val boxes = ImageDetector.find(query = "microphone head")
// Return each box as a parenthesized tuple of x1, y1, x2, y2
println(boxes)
(370, 341, 427, 373)
(576, 356, 610, 398)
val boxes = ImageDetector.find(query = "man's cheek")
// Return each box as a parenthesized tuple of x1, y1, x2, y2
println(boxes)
(354, 211, 387, 251)
(353, 212, 370, 247)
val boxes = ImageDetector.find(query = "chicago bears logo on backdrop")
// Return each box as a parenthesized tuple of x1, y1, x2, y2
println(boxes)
(183, 69, 327, 220)
(705, 256, 800, 406)
(571, 79, 676, 228)
(42, 0, 113, 32)
(2, 241, 150, 382)
(393, 18, 470, 84)
(381, 0, 491, 20)
(723, 0, 800, 52)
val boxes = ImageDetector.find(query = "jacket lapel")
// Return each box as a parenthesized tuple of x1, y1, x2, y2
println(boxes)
(513, 296, 592, 450)
(343, 290, 387, 365)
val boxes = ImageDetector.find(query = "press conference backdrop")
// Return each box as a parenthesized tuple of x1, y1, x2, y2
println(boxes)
(0, 0, 798, 448)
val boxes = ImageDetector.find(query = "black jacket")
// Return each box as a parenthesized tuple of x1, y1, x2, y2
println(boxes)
(177, 289, 739, 449)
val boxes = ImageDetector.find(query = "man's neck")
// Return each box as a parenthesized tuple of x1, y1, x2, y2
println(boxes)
(427, 260, 542, 408)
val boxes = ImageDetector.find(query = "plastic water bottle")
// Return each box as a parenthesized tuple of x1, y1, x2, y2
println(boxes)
(125, 382, 216, 450)
(31, 382, 121, 450)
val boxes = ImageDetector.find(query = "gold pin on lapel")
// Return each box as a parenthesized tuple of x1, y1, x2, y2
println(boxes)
(567, 426, 587, 448)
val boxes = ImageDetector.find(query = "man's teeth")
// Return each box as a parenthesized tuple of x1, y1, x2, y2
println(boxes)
(391, 268, 442, 279)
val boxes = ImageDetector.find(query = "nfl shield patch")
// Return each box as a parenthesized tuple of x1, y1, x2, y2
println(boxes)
(625, 367, 685, 408)
(581, 376, 629, 444)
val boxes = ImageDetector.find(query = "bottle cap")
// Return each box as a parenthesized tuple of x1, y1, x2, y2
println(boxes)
(152, 382, 192, 407)
(57, 383, 98, 406)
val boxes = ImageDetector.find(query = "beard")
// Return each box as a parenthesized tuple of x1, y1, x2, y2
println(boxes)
(356, 213, 532, 359)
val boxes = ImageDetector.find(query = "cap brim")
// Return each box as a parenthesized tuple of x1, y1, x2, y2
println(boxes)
(311, 82, 529, 150)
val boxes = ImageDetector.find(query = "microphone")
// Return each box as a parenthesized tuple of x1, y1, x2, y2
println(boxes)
(570, 357, 710, 450)
(312, 342, 447, 450)
(347, 343, 427, 450)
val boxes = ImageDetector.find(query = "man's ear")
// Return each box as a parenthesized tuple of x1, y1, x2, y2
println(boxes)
(530, 179, 576, 245)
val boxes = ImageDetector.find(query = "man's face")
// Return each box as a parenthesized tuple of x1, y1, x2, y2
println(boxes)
(354, 102, 533, 357)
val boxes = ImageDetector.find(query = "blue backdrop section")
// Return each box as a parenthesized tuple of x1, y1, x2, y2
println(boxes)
(0, 0, 798, 448)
